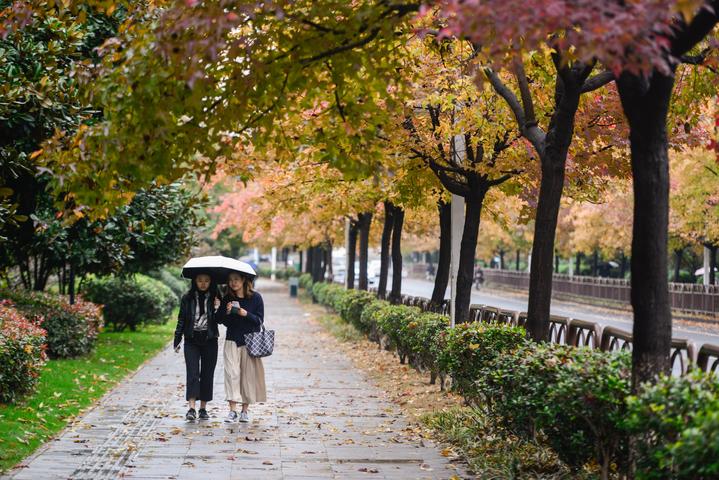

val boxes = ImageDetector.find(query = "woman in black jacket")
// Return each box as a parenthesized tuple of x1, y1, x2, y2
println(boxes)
(174, 273, 220, 421)
(216, 271, 266, 423)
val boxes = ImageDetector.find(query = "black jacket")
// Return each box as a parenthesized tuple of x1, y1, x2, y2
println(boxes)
(215, 292, 264, 347)
(174, 291, 219, 348)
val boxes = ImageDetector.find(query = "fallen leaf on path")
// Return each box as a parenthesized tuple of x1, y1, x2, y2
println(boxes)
(358, 467, 380, 473)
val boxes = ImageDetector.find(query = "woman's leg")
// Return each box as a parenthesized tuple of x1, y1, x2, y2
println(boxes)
(237, 346, 267, 416)
(184, 341, 201, 405)
(223, 340, 242, 414)
(198, 339, 218, 404)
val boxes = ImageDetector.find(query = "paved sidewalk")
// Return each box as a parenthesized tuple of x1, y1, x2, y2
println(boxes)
(4, 281, 466, 480)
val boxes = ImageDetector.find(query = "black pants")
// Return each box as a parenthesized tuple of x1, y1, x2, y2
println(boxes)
(183, 332, 218, 402)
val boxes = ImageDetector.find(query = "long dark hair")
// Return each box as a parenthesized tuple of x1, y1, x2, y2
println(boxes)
(188, 274, 220, 300)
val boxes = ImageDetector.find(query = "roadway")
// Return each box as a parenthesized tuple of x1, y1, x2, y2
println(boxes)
(392, 277, 719, 349)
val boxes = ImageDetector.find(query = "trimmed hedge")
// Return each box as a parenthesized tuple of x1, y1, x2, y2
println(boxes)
(480, 342, 631, 475)
(435, 321, 527, 404)
(82, 274, 177, 331)
(298, 273, 313, 290)
(304, 281, 717, 478)
(0, 300, 47, 403)
(626, 371, 719, 479)
(1, 289, 103, 358)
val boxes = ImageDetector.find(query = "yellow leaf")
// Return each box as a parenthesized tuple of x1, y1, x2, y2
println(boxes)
(29, 149, 44, 160)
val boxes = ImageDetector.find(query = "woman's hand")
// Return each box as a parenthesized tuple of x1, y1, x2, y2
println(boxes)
(239, 308, 247, 317)
(214, 298, 221, 310)
(226, 302, 233, 314)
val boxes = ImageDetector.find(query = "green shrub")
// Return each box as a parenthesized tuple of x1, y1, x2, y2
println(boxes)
(0, 300, 47, 403)
(1, 290, 103, 358)
(337, 289, 376, 332)
(82, 274, 177, 331)
(626, 371, 719, 480)
(324, 284, 348, 311)
(311, 282, 329, 304)
(405, 312, 450, 382)
(374, 304, 421, 361)
(481, 343, 630, 476)
(311, 282, 347, 311)
(436, 322, 527, 404)
(358, 298, 388, 340)
(298, 273, 313, 290)
(147, 267, 189, 300)
(274, 268, 294, 280)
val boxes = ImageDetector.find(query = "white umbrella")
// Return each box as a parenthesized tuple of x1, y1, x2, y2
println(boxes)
(181, 255, 257, 283)
(694, 267, 718, 276)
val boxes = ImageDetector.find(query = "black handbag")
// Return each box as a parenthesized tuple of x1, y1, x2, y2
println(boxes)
(244, 324, 274, 358)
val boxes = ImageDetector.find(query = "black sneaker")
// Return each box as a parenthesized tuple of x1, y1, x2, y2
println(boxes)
(185, 408, 197, 421)
(198, 408, 209, 420)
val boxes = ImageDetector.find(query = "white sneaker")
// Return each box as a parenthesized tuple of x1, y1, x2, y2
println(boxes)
(224, 411, 238, 423)
(239, 411, 249, 423)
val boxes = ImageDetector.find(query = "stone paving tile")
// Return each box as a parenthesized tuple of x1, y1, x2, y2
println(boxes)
(3, 281, 469, 479)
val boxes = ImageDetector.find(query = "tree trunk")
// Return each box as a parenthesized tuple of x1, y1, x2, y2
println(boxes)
(617, 71, 674, 388)
(575, 252, 582, 276)
(389, 205, 405, 303)
(59, 263, 66, 295)
(324, 241, 333, 281)
(431, 200, 451, 310)
(378, 201, 395, 298)
(298, 249, 303, 273)
(620, 252, 627, 279)
(358, 212, 373, 291)
(673, 249, 682, 283)
(593, 250, 599, 277)
(526, 71, 587, 342)
(312, 245, 324, 283)
(527, 155, 566, 341)
(347, 219, 358, 290)
(710, 244, 717, 285)
(455, 190, 487, 324)
(305, 248, 313, 274)
(515, 250, 520, 271)
(555, 253, 560, 274)
(68, 263, 76, 305)
(498, 250, 505, 270)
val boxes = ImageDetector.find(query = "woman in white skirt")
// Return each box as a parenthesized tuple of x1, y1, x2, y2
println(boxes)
(216, 271, 267, 422)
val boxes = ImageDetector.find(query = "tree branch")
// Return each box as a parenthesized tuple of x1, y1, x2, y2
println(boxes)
(484, 67, 546, 153)
(581, 70, 615, 93)
(512, 59, 537, 127)
(487, 172, 515, 187)
(671, 1, 719, 58)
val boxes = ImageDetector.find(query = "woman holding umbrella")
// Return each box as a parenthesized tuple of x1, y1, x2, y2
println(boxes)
(217, 269, 267, 423)
(173, 271, 221, 421)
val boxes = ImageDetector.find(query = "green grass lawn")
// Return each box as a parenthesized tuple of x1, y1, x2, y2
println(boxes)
(0, 320, 175, 472)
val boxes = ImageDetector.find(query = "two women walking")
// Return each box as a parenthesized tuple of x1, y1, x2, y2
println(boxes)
(173, 268, 267, 423)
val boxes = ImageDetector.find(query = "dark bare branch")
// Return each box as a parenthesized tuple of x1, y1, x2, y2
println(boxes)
(581, 70, 615, 93)
(672, 1, 719, 58)
(512, 59, 537, 127)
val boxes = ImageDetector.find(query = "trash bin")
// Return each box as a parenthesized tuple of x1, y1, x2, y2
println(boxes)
(289, 276, 299, 297)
